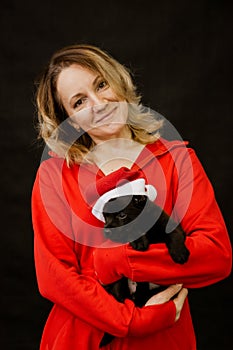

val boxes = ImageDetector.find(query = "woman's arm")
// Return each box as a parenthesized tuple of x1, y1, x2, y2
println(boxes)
(32, 160, 177, 338)
(93, 149, 232, 288)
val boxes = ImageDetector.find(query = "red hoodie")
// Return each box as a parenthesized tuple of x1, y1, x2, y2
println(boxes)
(31, 138, 232, 350)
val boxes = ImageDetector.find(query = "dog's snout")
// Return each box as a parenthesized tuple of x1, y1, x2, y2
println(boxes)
(104, 228, 112, 237)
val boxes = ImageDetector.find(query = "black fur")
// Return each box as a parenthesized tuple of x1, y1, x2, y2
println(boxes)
(99, 195, 190, 347)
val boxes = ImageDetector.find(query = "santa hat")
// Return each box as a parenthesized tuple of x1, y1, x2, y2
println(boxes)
(85, 167, 157, 222)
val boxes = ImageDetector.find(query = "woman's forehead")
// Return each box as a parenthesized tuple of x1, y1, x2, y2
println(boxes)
(56, 65, 99, 96)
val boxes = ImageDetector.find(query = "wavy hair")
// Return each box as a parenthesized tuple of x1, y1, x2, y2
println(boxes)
(35, 44, 163, 165)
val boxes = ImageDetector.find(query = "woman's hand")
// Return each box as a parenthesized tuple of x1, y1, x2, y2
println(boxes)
(145, 284, 188, 321)
(128, 284, 186, 337)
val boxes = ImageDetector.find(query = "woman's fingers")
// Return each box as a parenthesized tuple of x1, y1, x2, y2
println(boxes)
(144, 285, 188, 322)
(173, 287, 188, 321)
(144, 284, 183, 306)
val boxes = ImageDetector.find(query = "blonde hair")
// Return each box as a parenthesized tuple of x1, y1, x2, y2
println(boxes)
(35, 44, 163, 165)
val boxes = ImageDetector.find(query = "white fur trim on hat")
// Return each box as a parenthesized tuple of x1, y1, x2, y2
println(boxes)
(92, 178, 157, 222)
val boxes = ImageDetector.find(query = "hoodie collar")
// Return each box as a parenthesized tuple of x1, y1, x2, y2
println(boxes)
(48, 137, 189, 174)
(133, 137, 189, 169)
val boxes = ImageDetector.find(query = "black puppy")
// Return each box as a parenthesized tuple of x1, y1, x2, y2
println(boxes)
(99, 194, 190, 347)
(103, 194, 189, 262)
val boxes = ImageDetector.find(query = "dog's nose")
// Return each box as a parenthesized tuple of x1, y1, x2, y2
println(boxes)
(104, 228, 112, 237)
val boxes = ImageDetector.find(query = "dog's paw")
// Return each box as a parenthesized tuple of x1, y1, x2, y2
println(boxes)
(130, 236, 149, 251)
(169, 245, 190, 264)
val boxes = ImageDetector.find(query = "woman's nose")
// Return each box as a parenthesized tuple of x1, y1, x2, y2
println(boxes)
(92, 102, 107, 113)
(89, 93, 107, 112)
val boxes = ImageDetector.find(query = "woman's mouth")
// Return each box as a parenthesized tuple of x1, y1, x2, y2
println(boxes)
(95, 106, 118, 124)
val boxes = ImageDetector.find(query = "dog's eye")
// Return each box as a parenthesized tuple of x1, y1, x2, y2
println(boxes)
(133, 195, 146, 206)
(116, 212, 127, 220)
(133, 196, 142, 205)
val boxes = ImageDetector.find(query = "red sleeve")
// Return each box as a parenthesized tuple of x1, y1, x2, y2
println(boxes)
(93, 149, 232, 288)
(32, 160, 176, 338)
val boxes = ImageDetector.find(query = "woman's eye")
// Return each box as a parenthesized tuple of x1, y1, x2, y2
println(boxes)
(97, 80, 108, 90)
(73, 98, 83, 109)
(74, 99, 83, 108)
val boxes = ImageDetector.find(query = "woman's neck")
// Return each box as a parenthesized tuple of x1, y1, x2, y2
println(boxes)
(90, 138, 145, 175)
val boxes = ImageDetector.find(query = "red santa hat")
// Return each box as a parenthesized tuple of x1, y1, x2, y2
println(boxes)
(85, 167, 157, 222)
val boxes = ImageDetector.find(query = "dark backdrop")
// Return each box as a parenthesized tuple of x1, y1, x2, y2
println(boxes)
(1, 0, 232, 349)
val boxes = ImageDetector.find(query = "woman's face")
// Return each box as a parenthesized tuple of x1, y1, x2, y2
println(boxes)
(56, 64, 130, 144)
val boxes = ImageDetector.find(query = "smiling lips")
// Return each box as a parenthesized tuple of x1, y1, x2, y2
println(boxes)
(95, 106, 118, 124)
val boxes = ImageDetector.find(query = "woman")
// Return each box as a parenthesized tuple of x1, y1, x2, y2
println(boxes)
(31, 44, 232, 349)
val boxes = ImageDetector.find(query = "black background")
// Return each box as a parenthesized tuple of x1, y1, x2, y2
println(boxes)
(1, 0, 232, 349)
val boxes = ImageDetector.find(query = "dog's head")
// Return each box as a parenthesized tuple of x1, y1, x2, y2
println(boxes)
(103, 194, 148, 243)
